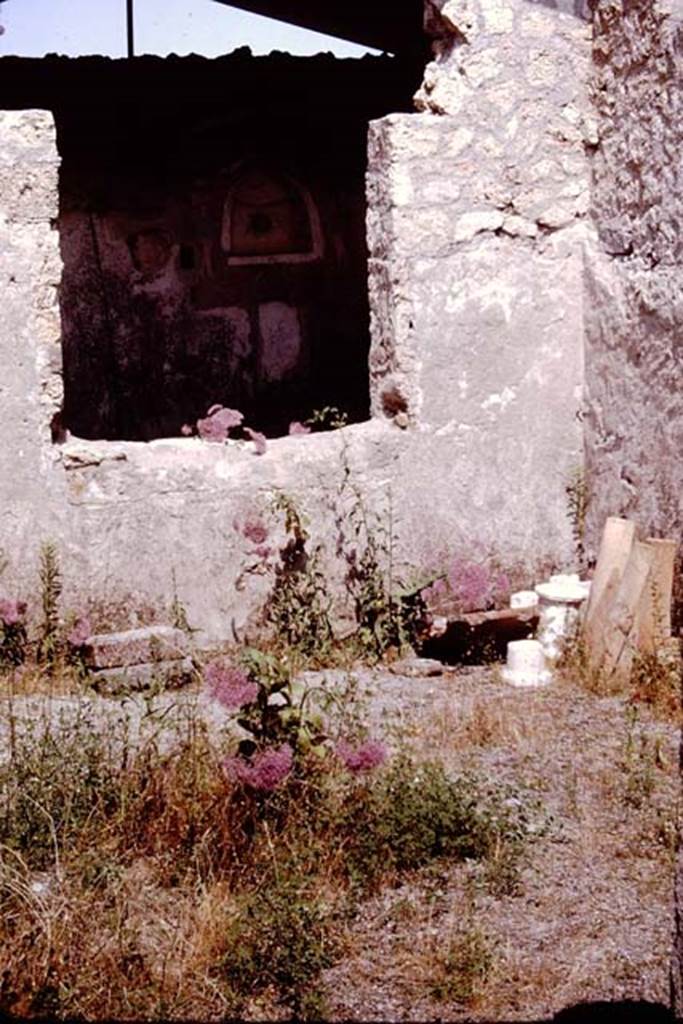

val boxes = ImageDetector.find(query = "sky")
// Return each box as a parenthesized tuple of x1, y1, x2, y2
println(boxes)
(0, 0, 377, 59)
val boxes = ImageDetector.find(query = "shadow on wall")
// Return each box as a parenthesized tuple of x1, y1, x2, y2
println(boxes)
(1, 53, 423, 442)
(58, 112, 371, 441)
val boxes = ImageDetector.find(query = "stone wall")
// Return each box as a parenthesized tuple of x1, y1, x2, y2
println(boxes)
(367, 0, 593, 571)
(0, 111, 67, 575)
(585, 0, 683, 620)
(0, 12, 600, 639)
(9, 5, 680, 641)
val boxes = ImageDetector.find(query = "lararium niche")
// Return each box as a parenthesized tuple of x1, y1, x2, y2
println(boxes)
(21, 52, 421, 442)
(222, 164, 323, 264)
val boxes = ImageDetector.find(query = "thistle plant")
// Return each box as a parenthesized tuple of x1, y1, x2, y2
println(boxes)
(37, 541, 62, 671)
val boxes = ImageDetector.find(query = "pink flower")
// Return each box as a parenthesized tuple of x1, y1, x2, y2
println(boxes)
(289, 421, 311, 436)
(224, 744, 293, 792)
(240, 518, 269, 545)
(335, 739, 387, 773)
(244, 427, 267, 455)
(447, 558, 493, 612)
(180, 423, 194, 437)
(204, 661, 258, 709)
(0, 599, 27, 627)
(67, 616, 91, 648)
(197, 406, 244, 442)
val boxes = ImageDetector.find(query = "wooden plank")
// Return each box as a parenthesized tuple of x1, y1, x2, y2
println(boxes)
(585, 516, 636, 628)
(601, 541, 655, 682)
(584, 566, 621, 672)
(636, 538, 677, 651)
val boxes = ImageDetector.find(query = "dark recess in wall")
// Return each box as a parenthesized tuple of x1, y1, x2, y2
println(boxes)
(0, 52, 421, 440)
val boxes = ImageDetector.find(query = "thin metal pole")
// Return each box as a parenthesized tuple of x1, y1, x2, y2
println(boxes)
(126, 0, 135, 57)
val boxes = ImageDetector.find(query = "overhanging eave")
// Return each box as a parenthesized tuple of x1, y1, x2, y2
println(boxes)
(210, 0, 424, 55)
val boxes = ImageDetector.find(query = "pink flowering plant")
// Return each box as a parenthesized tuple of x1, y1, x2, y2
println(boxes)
(334, 737, 387, 774)
(64, 614, 93, 678)
(202, 648, 329, 797)
(421, 552, 510, 616)
(184, 403, 268, 456)
(233, 493, 334, 661)
(203, 644, 393, 803)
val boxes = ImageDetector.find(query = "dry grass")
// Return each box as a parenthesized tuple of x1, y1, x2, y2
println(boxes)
(413, 688, 543, 754)
(321, 668, 679, 1021)
(0, 640, 679, 1022)
(0, 662, 85, 697)
(0, 674, 538, 1021)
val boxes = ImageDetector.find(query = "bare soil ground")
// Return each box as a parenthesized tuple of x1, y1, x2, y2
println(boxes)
(318, 665, 678, 1022)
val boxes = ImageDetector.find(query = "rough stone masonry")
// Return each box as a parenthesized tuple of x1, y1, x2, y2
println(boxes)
(0, 0, 680, 645)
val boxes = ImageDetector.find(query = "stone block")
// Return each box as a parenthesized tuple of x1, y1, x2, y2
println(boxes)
(91, 657, 195, 696)
(85, 625, 189, 669)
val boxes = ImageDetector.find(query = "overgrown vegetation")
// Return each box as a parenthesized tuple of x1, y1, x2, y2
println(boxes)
(0, 664, 537, 1019)
(428, 924, 495, 1005)
(263, 494, 335, 661)
(630, 644, 681, 720)
(0, 475, 676, 1019)
(233, 474, 428, 670)
(0, 542, 92, 686)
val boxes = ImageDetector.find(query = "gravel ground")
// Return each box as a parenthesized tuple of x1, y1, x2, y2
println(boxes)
(0, 664, 678, 1021)
(317, 664, 679, 1022)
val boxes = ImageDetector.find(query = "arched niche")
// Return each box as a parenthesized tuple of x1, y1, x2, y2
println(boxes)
(221, 164, 323, 265)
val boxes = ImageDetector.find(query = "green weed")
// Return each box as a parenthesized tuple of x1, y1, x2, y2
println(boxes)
(220, 871, 336, 1018)
(621, 705, 660, 810)
(430, 925, 495, 1005)
(37, 541, 62, 672)
(263, 493, 334, 663)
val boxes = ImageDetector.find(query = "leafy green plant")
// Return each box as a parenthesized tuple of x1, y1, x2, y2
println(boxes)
(263, 493, 334, 661)
(338, 754, 534, 889)
(232, 647, 327, 759)
(37, 541, 62, 672)
(337, 464, 424, 660)
(306, 405, 349, 431)
(221, 871, 335, 1018)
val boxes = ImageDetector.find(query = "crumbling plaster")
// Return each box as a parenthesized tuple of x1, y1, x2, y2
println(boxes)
(0, 0, 678, 640)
